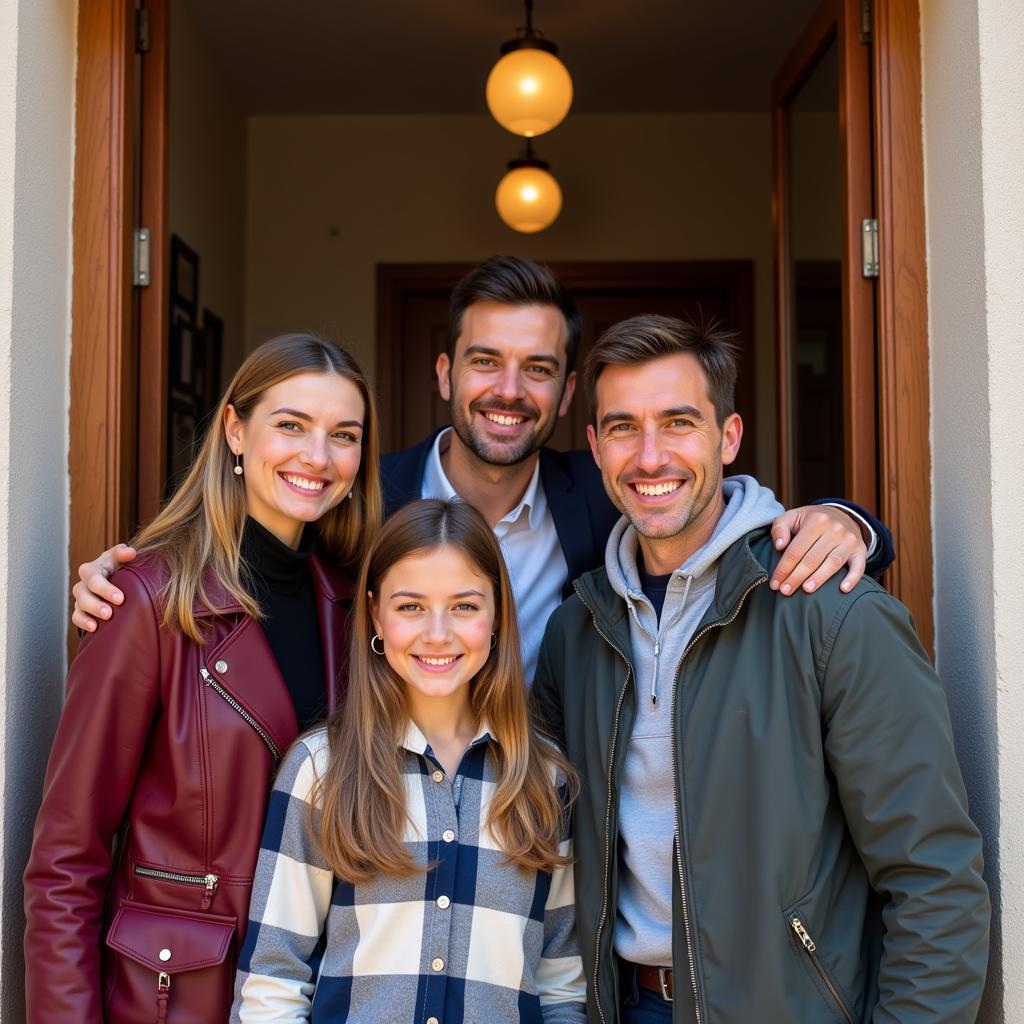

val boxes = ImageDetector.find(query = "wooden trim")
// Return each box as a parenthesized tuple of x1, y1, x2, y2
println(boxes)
(838, 0, 877, 508)
(375, 262, 469, 451)
(873, 0, 933, 653)
(69, 0, 136, 647)
(771, 0, 838, 505)
(136, 0, 169, 525)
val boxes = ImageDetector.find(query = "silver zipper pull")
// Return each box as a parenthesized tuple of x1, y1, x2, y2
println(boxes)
(652, 638, 660, 704)
(791, 915, 817, 952)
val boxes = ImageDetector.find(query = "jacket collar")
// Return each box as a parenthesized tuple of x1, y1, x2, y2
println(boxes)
(574, 526, 775, 654)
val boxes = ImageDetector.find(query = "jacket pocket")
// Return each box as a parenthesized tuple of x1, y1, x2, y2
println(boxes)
(105, 900, 237, 1023)
(782, 902, 856, 1024)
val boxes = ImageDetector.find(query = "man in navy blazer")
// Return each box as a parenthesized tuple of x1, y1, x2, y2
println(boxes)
(378, 256, 891, 680)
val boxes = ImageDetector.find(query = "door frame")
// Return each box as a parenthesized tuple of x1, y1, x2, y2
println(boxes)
(772, 0, 877, 513)
(70, 0, 931, 649)
(69, 0, 167, 651)
(771, 0, 932, 651)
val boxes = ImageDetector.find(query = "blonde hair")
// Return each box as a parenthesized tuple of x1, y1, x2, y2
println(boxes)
(313, 499, 575, 880)
(132, 332, 382, 643)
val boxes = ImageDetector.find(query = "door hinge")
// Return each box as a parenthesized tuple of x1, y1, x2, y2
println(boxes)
(133, 228, 151, 286)
(861, 218, 879, 278)
(860, 0, 872, 44)
(135, 8, 151, 54)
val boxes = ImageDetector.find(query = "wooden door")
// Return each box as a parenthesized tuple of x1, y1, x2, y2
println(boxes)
(69, 0, 167, 649)
(773, 0, 933, 651)
(376, 261, 756, 475)
(773, 0, 875, 510)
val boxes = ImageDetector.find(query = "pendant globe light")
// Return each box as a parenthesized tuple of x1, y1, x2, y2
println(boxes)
(495, 141, 563, 234)
(486, 0, 573, 138)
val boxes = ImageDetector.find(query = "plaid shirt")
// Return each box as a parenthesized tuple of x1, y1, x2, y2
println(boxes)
(231, 724, 586, 1024)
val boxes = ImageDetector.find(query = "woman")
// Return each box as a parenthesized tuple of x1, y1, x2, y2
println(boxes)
(24, 333, 381, 1022)
(231, 499, 586, 1023)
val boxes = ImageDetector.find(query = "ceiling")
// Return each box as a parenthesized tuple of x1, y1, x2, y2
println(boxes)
(183, 0, 824, 116)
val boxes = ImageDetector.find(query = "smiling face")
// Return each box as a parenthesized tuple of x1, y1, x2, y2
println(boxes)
(435, 301, 575, 467)
(370, 545, 496, 714)
(587, 352, 742, 569)
(224, 371, 365, 547)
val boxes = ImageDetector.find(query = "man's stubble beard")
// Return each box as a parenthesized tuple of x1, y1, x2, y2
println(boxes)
(448, 380, 565, 468)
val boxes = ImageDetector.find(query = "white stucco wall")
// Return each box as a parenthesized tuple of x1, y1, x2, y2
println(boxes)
(924, 0, 1024, 1018)
(0, 0, 76, 1016)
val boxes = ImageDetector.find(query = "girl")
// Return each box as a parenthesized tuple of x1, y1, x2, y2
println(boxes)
(24, 333, 381, 1022)
(231, 499, 586, 1023)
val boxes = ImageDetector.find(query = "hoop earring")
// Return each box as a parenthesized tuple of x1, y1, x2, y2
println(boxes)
(489, 632, 497, 650)
(233, 452, 243, 477)
(370, 634, 385, 655)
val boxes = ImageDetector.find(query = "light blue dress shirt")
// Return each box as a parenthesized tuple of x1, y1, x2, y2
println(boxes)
(420, 429, 569, 682)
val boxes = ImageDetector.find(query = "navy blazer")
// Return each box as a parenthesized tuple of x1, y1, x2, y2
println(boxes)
(379, 428, 894, 597)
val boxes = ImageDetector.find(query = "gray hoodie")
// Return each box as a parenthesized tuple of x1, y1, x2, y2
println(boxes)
(608, 475, 783, 967)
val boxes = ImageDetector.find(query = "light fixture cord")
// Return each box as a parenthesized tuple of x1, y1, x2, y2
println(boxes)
(525, 0, 533, 33)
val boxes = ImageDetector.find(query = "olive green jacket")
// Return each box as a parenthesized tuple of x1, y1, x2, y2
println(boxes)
(533, 526, 989, 1024)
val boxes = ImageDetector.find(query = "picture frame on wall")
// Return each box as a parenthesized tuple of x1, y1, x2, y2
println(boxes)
(168, 318, 197, 400)
(200, 309, 224, 418)
(170, 235, 199, 320)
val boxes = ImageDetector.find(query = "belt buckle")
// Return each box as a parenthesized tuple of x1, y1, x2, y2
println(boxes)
(658, 966, 673, 1002)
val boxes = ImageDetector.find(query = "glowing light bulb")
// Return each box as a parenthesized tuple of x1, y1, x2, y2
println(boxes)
(486, 48, 573, 138)
(496, 163, 562, 233)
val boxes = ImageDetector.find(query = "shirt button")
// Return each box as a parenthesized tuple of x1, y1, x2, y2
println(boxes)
(442, 829, 455, 843)
(214, 659, 228, 673)
(427, 1019, 439, 1024)
(431, 770, 444, 783)
(436, 895, 451, 909)
(431, 957, 444, 972)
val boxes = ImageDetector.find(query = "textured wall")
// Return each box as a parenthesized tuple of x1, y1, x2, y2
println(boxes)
(244, 111, 780, 483)
(0, 0, 76, 1018)
(924, 0, 1024, 1019)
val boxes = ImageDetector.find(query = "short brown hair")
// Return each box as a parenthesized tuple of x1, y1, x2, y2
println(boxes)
(448, 255, 582, 372)
(584, 313, 740, 425)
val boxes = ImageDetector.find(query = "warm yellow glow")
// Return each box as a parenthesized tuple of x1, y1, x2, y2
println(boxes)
(486, 48, 573, 137)
(495, 165, 562, 233)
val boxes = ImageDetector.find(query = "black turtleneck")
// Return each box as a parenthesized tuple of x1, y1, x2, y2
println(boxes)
(241, 518, 326, 732)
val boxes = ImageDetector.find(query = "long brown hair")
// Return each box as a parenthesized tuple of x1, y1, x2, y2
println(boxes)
(313, 499, 575, 880)
(132, 332, 382, 642)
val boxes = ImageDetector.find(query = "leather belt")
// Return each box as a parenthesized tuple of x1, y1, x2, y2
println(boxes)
(633, 963, 673, 1002)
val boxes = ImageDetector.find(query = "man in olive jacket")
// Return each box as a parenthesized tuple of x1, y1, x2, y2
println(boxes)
(532, 314, 989, 1024)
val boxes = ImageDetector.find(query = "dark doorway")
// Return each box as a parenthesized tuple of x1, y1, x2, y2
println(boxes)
(376, 260, 756, 474)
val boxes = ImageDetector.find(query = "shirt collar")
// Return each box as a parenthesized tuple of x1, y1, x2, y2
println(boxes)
(423, 428, 544, 531)
(400, 718, 495, 757)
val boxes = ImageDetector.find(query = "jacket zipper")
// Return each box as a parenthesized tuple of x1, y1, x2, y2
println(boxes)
(790, 916, 856, 1024)
(574, 582, 632, 1024)
(200, 667, 282, 772)
(667, 572, 770, 1024)
(134, 865, 220, 910)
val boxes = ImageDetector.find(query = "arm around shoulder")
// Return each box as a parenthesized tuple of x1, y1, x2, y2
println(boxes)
(820, 588, 989, 1022)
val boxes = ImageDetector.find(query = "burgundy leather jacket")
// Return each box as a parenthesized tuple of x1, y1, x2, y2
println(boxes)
(24, 553, 354, 1023)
